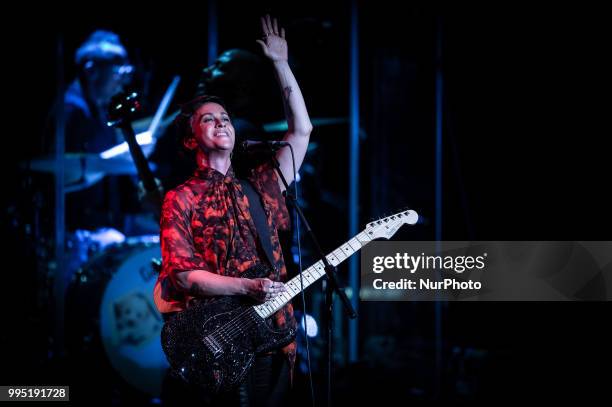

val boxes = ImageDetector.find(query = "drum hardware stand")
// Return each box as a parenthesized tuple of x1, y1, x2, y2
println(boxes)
(52, 35, 66, 360)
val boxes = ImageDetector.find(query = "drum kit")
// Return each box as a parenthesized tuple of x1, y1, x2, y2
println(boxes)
(65, 234, 167, 397)
(28, 83, 181, 398)
(32, 146, 169, 396)
(24, 148, 168, 395)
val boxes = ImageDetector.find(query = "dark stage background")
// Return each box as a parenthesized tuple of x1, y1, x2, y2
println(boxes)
(4, 1, 611, 405)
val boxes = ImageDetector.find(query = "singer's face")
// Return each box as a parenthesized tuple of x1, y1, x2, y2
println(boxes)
(189, 102, 235, 153)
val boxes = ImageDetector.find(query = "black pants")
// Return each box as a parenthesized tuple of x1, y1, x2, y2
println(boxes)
(162, 352, 290, 407)
(234, 352, 290, 407)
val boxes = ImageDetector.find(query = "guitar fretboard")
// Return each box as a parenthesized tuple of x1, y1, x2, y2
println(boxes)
(253, 231, 372, 319)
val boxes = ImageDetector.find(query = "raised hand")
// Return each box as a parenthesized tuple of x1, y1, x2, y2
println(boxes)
(256, 15, 288, 63)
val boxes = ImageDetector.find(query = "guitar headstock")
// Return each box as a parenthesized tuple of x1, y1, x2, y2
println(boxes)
(107, 91, 142, 128)
(364, 209, 419, 240)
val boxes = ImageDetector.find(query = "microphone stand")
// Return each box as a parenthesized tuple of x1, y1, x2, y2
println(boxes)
(267, 147, 357, 407)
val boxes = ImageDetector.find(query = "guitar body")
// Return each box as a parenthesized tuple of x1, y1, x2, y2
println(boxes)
(160, 265, 296, 394)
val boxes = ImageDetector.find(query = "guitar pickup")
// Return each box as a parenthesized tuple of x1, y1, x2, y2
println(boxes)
(203, 335, 223, 358)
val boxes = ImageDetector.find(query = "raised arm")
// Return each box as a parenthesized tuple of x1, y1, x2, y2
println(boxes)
(256, 15, 313, 192)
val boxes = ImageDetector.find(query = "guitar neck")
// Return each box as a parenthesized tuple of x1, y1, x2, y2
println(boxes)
(253, 230, 373, 319)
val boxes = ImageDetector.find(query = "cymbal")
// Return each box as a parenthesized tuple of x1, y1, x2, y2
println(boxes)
(24, 153, 143, 192)
(27, 153, 138, 175)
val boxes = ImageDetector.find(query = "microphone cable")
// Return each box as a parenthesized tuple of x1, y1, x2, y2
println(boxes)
(286, 144, 316, 407)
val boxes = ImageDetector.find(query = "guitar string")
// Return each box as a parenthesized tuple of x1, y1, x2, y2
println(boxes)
(214, 263, 325, 342)
(216, 230, 376, 342)
(218, 230, 376, 340)
(219, 245, 356, 339)
(216, 232, 372, 341)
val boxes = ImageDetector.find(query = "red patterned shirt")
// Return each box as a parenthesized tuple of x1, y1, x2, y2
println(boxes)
(154, 161, 296, 366)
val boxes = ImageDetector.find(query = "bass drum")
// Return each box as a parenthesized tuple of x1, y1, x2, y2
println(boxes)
(66, 235, 168, 398)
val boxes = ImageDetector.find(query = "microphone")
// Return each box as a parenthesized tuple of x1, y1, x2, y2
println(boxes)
(238, 140, 290, 152)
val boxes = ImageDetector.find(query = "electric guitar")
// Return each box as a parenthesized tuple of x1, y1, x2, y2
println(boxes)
(160, 209, 419, 393)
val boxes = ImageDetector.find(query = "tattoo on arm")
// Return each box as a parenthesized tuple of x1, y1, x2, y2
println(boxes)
(282, 86, 294, 119)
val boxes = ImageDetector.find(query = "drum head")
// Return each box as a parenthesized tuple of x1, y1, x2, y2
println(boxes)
(67, 237, 167, 397)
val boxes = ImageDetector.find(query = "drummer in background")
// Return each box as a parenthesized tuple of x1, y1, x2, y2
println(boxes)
(67, 30, 132, 155)
(57, 30, 158, 241)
